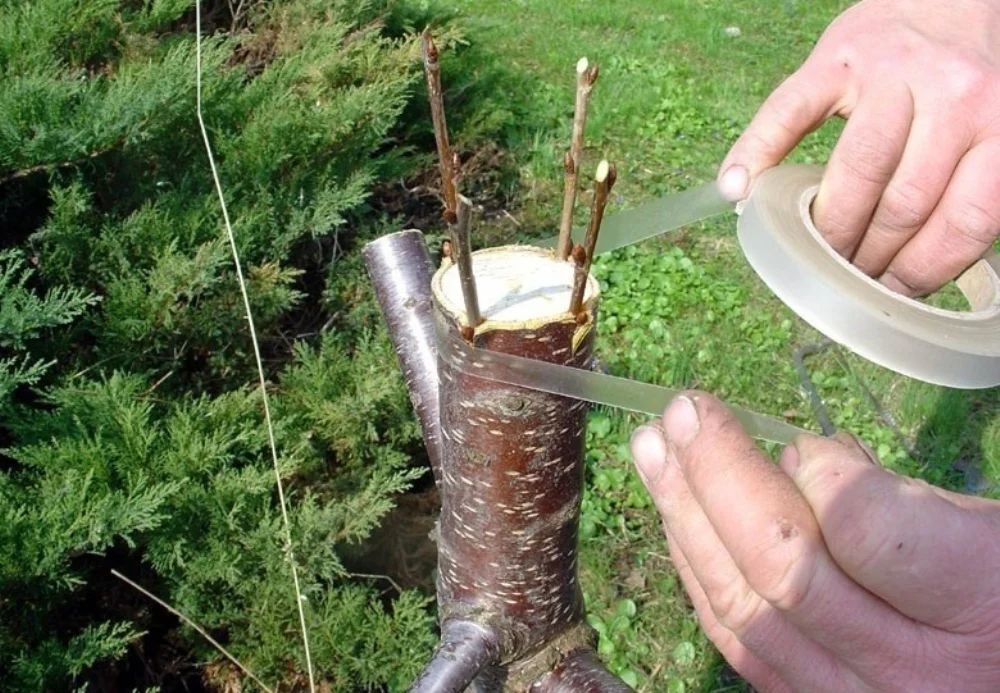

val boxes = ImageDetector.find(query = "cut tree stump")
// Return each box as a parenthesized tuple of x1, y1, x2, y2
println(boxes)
(365, 235, 632, 692)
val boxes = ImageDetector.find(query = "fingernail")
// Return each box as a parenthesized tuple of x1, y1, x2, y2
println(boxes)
(663, 396, 699, 449)
(630, 425, 669, 484)
(718, 165, 749, 201)
(779, 443, 801, 476)
(879, 270, 916, 297)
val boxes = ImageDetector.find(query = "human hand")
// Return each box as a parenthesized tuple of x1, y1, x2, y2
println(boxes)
(718, 0, 1000, 297)
(630, 393, 1000, 692)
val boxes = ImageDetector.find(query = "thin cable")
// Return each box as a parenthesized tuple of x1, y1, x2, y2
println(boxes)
(195, 7, 316, 691)
(112, 570, 275, 693)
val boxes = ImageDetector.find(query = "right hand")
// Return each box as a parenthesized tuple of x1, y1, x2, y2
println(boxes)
(717, 0, 1000, 297)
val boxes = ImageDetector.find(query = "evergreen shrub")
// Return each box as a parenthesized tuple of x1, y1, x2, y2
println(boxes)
(0, 0, 487, 688)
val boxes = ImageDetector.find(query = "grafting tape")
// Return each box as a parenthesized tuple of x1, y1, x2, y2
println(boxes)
(436, 321, 808, 445)
(435, 163, 999, 450)
(540, 180, 732, 255)
(738, 165, 1000, 389)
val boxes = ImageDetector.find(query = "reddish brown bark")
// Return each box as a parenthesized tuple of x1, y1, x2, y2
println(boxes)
(432, 304, 594, 671)
(362, 230, 443, 482)
(531, 648, 633, 692)
(365, 234, 632, 691)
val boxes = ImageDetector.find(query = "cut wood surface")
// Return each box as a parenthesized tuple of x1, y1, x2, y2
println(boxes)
(436, 246, 597, 326)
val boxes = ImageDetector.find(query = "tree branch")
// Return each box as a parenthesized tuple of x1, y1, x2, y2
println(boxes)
(0, 142, 119, 186)
(531, 646, 633, 692)
(409, 620, 501, 693)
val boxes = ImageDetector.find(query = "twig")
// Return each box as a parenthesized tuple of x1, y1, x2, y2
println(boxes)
(452, 195, 482, 329)
(557, 151, 576, 259)
(831, 347, 920, 459)
(141, 369, 175, 397)
(568, 160, 616, 314)
(557, 57, 600, 260)
(793, 341, 836, 436)
(422, 30, 458, 224)
(347, 571, 404, 595)
(0, 140, 122, 185)
(501, 209, 522, 227)
(569, 244, 589, 320)
(111, 570, 275, 693)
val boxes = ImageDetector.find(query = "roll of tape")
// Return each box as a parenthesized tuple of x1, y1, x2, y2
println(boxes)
(738, 165, 1000, 389)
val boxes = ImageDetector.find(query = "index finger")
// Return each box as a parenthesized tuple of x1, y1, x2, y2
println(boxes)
(661, 392, 927, 686)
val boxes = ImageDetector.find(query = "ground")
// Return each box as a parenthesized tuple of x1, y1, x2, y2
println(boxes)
(432, 1, 1000, 690)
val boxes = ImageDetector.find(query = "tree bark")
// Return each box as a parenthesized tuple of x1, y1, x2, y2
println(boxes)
(530, 648, 632, 692)
(365, 235, 633, 692)
(425, 246, 626, 690)
(362, 229, 443, 482)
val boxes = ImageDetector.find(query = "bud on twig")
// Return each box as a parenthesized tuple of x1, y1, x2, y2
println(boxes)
(557, 57, 600, 260)
(568, 160, 616, 315)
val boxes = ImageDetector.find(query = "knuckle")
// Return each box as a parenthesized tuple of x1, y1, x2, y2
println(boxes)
(763, 82, 817, 136)
(884, 266, 933, 297)
(749, 518, 821, 614)
(925, 629, 1000, 689)
(945, 199, 1000, 247)
(826, 476, 925, 569)
(836, 128, 899, 186)
(948, 56, 992, 105)
(837, 514, 902, 574)
(875, 180, 936, 233)
(813, 204, 857, 252)
(814, 31, 857, 70)
(711, 577, 766, 635)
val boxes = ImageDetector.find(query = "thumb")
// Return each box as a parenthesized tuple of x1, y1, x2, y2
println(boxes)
(783, 432, 1000, 633)
(718, 66, 840, 201)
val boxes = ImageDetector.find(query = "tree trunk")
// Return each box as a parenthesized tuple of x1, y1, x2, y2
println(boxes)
(365, 235, 632, 692)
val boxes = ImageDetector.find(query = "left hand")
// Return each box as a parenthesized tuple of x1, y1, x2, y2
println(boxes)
(630, 392, 1000, 692)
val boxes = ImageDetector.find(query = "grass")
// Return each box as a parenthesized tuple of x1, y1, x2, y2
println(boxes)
(437, 1, 1000, 690)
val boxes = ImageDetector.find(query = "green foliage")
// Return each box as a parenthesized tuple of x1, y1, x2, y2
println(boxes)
(0, 0, 443, 689)
(0, 248, 97, 406)
(4, 621, 141, 690)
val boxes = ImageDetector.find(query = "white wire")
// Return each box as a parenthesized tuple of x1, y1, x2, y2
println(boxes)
(194, 6, 316, 691)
